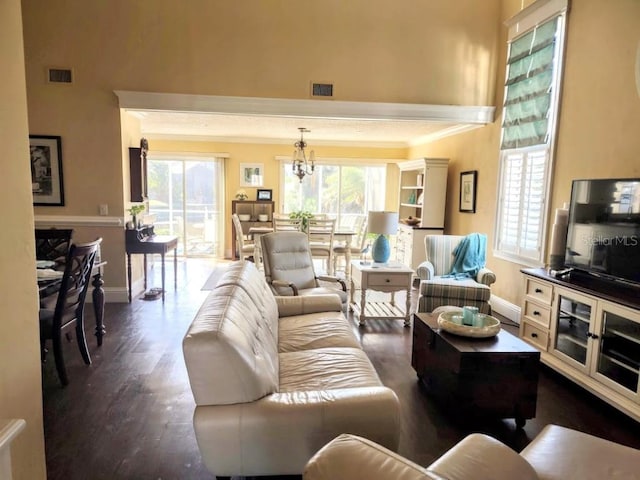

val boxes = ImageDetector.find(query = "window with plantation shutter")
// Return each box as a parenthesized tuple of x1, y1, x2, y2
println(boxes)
(494, 0, 567, 265)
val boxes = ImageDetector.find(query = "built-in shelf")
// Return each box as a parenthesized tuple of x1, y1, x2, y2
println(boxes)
(558, 309, 591, 324)
(557, 332, 587, 349)
(395, 158, 448, 270)
(608, 328, 640, 346)
(602, 353, 640, 374)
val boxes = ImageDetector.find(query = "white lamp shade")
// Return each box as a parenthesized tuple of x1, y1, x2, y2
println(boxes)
(368, 211, 399, 235)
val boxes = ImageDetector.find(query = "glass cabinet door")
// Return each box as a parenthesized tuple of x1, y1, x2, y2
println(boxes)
(551, 288, 597, 372)
(592, 304, 640, 400)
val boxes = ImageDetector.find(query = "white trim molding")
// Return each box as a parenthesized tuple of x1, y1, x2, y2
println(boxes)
(0, 419, 25, 480)
(490, 294, 521, 324)
(85, 286, 130, 304)
(34, 215, 124, 227)
(114, 91, 495, 125)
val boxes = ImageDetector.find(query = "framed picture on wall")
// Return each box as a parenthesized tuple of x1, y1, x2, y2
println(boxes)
(29, 135, 65, 206)
(240, 163, 264, 187)
(257, 189, 272, 201)
(459, 170, 477, 213)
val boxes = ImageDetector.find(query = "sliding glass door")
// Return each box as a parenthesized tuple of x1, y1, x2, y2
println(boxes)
(147, 156, 225, 257)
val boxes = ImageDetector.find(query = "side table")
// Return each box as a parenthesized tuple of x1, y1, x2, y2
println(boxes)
(349, 261, 414, 327)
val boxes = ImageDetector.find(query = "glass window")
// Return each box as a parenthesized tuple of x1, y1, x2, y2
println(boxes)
(494, 0, 568, 265)
(282, 162, 386, 230)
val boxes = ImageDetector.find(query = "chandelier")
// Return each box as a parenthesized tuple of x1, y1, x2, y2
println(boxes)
(292, 127, 315, 182)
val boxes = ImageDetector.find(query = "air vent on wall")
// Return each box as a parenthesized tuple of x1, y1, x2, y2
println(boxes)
(311, 82, 334, 98)
(48, 68, 73, 84)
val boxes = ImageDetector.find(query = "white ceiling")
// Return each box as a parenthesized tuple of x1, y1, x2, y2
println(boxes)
(118, 91, 496, 148)
(134, 111, 470, 147)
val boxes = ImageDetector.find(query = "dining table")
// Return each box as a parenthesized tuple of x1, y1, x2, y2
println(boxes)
(247, 226, 356, 279)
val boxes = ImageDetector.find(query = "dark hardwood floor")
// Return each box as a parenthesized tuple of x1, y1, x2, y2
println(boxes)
(42, 259, 640, 479)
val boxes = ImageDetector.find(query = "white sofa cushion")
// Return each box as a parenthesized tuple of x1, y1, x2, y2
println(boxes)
(183, 283, 279, 405)
(278, 313, 361, 352)
(279, 348, 382, 391)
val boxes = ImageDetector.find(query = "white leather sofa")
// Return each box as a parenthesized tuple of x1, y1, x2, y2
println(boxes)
(304, 425, 640, 480)
(182, 261, 400, 478)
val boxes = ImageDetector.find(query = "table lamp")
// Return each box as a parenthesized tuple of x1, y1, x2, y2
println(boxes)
(368, 211, 399, 263)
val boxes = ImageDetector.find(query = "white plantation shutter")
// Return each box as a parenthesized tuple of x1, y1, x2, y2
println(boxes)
(495, 1, 567, 265)
(497, 149, 549, 261)
(498, 152, 523, 254)
(520, 149, 548, 258)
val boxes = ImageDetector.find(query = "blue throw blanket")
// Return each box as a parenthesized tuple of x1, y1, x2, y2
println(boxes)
(442, 233, 487, 280)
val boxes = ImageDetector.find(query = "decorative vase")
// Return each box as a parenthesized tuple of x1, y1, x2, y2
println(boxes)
(372, 234, 391, 263)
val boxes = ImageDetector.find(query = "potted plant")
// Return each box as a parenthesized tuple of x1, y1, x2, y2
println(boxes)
(289, 210, 314, 232)
(128, 205, 146, 229)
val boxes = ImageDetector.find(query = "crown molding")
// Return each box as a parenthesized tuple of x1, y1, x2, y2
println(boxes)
(146, 132, 408, 149)
(115, 91, 495, 124)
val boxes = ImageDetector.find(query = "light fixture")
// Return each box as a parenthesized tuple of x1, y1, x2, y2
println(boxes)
(368, 211, 399, 263)
(292, 127, 315, 182)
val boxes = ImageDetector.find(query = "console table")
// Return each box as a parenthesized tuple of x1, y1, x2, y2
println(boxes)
(125, 229, 178, 303)
(520, 268, 640, 422)
(412, 312, 540, 427)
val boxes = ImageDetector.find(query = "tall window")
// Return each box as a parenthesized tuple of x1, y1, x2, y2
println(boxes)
(281, 162, 386, 230)
(494, 0, 568, 265)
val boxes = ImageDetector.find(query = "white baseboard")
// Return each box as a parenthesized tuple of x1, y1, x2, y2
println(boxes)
(490, 294, 521, 324)
(84, 281, 143, 304)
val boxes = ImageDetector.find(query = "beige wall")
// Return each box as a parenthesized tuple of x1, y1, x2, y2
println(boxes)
(0, 0, 47, 478)
(411, 0, 640, 308)
(21, 0, 501, 290)
(21, 0, 639, 307)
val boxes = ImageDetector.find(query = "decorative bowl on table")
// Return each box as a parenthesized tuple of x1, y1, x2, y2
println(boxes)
(238, 214, 251, 221)
(437, 311, 501, 338)
(402, 217, 420, 226)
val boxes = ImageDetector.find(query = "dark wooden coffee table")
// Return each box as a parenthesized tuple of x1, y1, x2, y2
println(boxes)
(411, 312, 540, 427)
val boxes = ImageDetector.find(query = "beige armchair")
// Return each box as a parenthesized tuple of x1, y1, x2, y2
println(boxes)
(261, 231, 347, 305)
(417, 234, 496, 314)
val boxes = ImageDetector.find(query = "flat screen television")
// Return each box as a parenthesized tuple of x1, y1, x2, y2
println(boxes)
(564, 178, 640, 286)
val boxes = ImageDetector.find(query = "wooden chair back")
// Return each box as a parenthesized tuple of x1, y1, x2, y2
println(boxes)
(35, 228, 73, 263)
(40, 238, 102, 385)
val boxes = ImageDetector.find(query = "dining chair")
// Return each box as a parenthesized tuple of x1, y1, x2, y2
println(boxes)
(35, 228, 73, 263)
(260, 231, 347, 305)
(273, 217, 302, 232)
(332, 216, 368, 274)
(307, 218, 336, 274)
(40, 238, 102, 386)
(36, 228, 74, 310)
(232, 213, 255, 261)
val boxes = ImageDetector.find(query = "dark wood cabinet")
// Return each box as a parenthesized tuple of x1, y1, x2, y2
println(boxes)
(129, 147, 147, 202)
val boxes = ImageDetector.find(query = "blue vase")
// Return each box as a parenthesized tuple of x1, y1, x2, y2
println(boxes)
(372, 234, 390, 263)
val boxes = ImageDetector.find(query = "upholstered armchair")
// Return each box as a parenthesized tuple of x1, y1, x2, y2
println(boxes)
(417, 234, 496, 314)
(261, 231, 348, 305)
